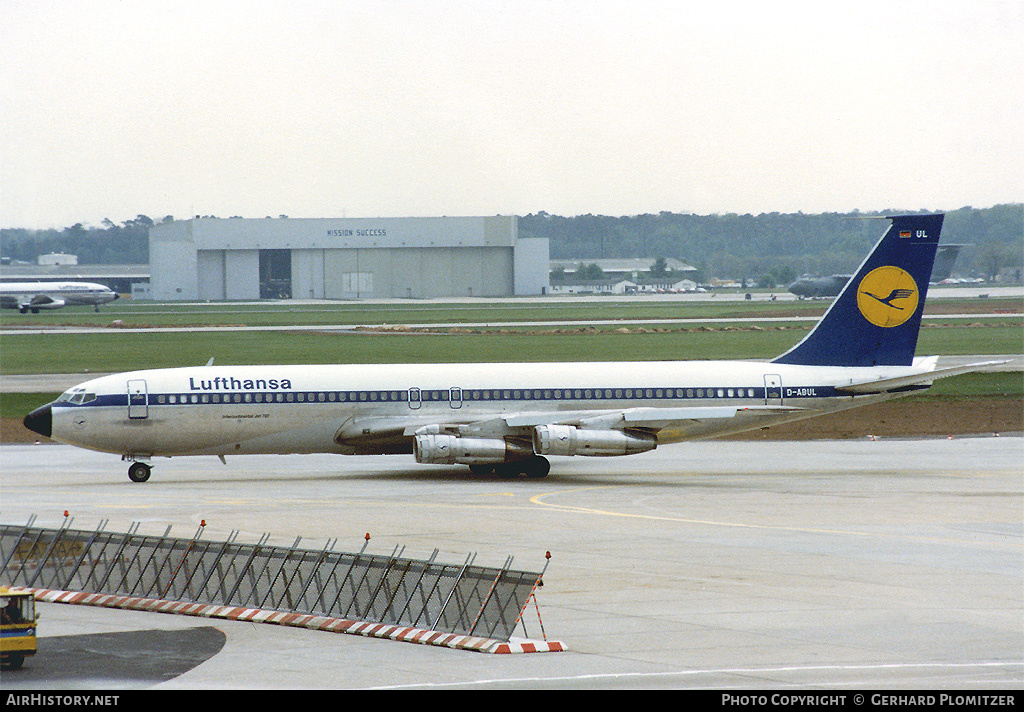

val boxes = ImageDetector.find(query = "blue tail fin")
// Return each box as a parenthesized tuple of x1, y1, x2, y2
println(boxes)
(773, 214, 944, 367)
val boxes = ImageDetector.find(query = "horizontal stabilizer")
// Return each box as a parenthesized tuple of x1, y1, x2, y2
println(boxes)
(835, 360, 1010, 394)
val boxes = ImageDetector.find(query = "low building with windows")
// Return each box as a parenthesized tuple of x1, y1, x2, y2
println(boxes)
(149, 216, 548, 301)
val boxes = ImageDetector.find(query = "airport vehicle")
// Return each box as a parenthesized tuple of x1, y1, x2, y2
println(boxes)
(0, 281, 119, 313)
(23, 214, 999, 481)
(1, 587, 37, 670)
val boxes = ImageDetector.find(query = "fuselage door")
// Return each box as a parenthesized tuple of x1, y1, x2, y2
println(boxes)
(764, 374, 783, 405)
(449, 387, 463, 409)
(408, 387, 421, 410)
(127, 379, 149, 419)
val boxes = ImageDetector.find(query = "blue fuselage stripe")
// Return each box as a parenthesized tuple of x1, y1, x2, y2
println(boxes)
(56, 383, 887, 411)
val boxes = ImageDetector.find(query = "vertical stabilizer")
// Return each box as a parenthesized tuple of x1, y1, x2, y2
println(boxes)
(772, 214, 944, 367)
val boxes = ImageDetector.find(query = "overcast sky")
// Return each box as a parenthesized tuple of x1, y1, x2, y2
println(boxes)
(2, 0, 1022, 229)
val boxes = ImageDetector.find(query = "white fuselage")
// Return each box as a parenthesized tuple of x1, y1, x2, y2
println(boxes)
(47, 359, 931, 460)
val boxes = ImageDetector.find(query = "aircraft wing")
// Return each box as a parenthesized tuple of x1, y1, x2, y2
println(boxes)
(835, 360, 1010, 394)
(497, 405, 801, 429)
(0, 293, 62, 309)
(20, 293, 65, 310)
(333, 404, 805, 453)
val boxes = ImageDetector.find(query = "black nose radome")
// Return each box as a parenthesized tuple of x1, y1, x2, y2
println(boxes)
(23, 404, 52, 439)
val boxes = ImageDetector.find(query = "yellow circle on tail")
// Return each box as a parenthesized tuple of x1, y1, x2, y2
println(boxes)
(856, 266, 919, 327)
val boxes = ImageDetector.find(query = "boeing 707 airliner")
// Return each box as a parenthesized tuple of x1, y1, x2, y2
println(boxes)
(1, 281, 119, 313)
(24, 214, 998, 481)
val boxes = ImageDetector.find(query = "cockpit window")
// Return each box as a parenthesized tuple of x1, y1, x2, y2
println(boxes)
(57, 388, 95, 404)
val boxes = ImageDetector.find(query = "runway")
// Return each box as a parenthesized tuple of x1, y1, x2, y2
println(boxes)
(1, 436, 1021, 689)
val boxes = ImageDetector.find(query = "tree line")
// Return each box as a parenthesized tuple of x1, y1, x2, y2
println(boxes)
(1, 205, 1020, 282)
(520, 204, 1022, 283)
(0, 215, 171, 266)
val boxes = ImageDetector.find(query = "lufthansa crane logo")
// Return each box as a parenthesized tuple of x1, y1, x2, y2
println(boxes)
(856, 266, 919, 327)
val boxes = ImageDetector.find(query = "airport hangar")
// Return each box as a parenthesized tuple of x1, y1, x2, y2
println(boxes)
(148, 216, 550, 301)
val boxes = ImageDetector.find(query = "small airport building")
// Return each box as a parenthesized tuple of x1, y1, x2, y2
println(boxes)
(149, 216, 549, 301)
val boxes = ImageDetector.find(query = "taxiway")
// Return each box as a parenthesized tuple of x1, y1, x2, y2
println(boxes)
(1, 436, 1021, 689)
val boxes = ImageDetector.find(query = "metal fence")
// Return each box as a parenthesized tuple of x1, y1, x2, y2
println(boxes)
(0, 517, 548, 642)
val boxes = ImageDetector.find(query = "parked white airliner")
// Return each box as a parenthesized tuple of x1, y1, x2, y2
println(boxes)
(1, 281, 119, 313)
(24, 214, 998, 482)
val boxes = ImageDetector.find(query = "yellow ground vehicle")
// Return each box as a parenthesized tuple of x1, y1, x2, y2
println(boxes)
(1, 587, 37, 670)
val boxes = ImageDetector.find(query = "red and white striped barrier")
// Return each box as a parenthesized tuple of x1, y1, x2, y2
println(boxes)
(19, 587, 566, 654)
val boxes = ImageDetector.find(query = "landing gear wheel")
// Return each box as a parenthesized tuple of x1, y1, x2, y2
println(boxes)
(128, 462, 152, 483)
(522, 456, 550, 478)
(2, 653, 25, 670)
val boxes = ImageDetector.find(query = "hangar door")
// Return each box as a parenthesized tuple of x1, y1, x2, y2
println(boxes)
(259, 250, 292, 299)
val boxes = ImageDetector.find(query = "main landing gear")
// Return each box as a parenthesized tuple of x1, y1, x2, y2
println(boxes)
(127, 461, 152, 483)
(469, 455, 550, 478)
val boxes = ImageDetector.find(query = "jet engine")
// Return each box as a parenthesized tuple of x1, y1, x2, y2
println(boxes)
(414, 433, 532, 465)
(533, 424, 657, 457)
